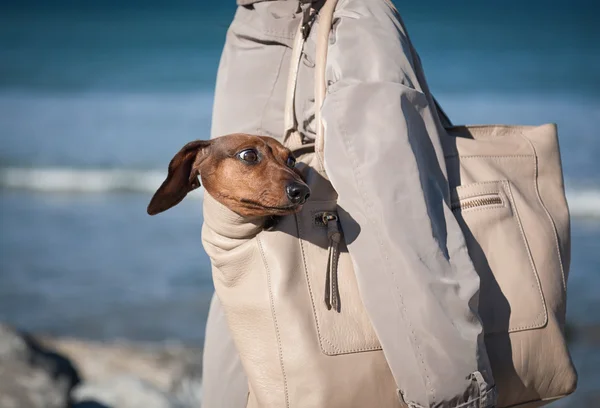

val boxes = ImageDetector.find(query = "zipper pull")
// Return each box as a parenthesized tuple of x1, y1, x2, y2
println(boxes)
(322, 213, 341, 313)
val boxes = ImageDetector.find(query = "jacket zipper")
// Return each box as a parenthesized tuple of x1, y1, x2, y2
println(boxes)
(452, 194, 503, 211)
(315, 212, 341, 313)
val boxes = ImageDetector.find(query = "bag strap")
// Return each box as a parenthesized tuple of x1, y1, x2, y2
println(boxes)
(285, 0, 451, 165)
(313, 0, 339, 171)
(282, 9, 311, 151)
(283, 0, 338, 175)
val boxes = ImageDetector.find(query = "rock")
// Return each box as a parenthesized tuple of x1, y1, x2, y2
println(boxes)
(0, 323, 204, 408)
(71, 375, 183, 408)
(169, 356, 203, 408)
(0, 323, 80, 408)
(40, 336, 203, 393)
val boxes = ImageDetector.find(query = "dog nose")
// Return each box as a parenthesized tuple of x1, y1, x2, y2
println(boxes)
(286, 182, 310, 204)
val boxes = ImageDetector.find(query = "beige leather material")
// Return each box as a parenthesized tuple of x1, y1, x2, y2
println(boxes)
(444, 124, 577, 406)
(202, 159, 401, 408)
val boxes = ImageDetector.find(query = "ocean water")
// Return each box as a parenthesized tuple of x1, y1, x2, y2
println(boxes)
(0, 0, 599, 404)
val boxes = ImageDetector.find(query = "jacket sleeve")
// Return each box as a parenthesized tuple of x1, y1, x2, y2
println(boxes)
(318, 1, 497, 407)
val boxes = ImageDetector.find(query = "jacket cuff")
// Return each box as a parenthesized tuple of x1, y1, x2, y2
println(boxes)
(399, 372, 497, 408)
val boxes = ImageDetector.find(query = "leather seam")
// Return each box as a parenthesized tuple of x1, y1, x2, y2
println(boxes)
(453, 179, 506, 191)
(231, 12, 300, 40)
(502, 180, 548, 332)
(303, 207, 382, 353)
(256, 235, 290, 407)
(455, 190, 502, 198)
(448, 154, 534, 159)
(522, 136, 568, 292)
(296, 209, 345, 355)
(455, 204, 505, 214)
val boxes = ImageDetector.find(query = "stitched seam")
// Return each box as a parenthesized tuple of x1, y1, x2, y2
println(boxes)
(455, 142, 566, 295)
(232, 19, 299, 40)
(447, 154, 534, 159)
(522, 137, 568, 292)
(322, 345, 382, 355)
(256, 236, 289, 407)
(502, 180, 548, 332)
(455, 190, 501, 198)
(454, 180, 506, 191)
(454, 191, 502, 200)
(455, 204, 505, 214)
(456, 191, 502, 198)
(296, 210, 341, 354)
(450, 124, 543, 130)
(333, 95, 434, 402)
(299, 204, 383, 354)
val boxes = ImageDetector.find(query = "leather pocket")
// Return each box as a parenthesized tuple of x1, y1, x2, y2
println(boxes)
(452, 180, 548, 334)
(296, 200, 382, 355)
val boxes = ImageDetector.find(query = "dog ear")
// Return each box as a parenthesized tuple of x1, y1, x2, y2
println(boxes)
(147, 140, 211, 215)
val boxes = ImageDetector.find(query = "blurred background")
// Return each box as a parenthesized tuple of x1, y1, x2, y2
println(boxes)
(0, 0, 598, 406)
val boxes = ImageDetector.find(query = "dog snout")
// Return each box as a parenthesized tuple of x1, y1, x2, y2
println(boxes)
(286, 182, 310, 205)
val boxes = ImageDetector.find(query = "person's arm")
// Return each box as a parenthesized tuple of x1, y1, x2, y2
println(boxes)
(319, 1, 496, 406)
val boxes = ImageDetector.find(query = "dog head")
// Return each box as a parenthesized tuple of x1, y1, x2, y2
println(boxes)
(147, 133, 310, 218)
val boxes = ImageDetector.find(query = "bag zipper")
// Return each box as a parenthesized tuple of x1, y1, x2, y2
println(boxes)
(315, 212, 341, 313)
(451, 194, 503, 211)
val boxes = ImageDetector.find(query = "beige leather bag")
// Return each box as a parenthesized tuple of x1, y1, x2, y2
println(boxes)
(201, 1, 577, 407)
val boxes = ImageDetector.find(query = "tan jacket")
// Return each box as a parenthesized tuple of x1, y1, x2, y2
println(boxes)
(203, 1, 496, 407)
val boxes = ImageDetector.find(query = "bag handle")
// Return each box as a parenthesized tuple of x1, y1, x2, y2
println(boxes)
(282, 9, 310, 151)
(314, 0, 339, 171)
(285, 0, 451, 165)
(282, 0, 338, 174)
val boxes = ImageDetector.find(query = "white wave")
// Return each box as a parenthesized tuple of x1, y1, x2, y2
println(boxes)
(565, 188, 600, 219)
(0, 167, 598, 217)
(0, 167, 204, 198)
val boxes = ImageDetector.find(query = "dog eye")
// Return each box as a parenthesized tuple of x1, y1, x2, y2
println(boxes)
(237, 149, 259, 163)
(286, 156, 296, 168)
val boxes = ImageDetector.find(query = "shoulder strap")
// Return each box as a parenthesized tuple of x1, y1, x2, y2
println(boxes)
(283, 1, 337, 174)
(313, 0, 339, 171)
(287, 0, 451, 165)
(283, 10, 310, 151)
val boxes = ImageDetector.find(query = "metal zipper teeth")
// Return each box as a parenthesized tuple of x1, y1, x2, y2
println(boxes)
(452, 195, 503, 211)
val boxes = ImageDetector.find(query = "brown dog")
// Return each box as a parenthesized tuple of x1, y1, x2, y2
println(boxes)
(147, 133, 310, 218)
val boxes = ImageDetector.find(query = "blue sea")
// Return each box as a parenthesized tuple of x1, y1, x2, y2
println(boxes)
(0, 0, 598, 405)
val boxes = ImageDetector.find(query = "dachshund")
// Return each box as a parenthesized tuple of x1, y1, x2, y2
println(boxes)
(147, 133, 310, 219)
